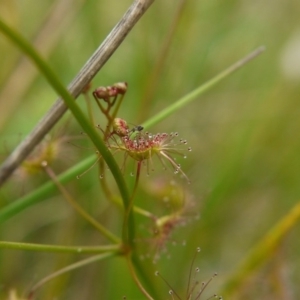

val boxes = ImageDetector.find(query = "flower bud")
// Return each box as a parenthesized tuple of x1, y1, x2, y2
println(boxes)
(113, 82, 128, 95)
(93, 87, 109, 101)
(112, 118, 129, 137)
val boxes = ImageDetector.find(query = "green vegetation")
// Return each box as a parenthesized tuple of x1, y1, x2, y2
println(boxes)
(0, 0, 299, 299)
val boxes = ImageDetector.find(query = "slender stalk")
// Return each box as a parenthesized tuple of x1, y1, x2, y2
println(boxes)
(28, 252, 116, 299)
(126, 253, 154, 300)
(122, 161, 142, 245)
(142, 46, 265, 129)
(97, 91, 126, 206)
(94, 96, 110, 120)
(104, 193, 156, 218)
(186, 248, 200, 298)
(98, 159, 114, 197)
(155, 271, 181, 300)
(42, 162, 120, 244)
(0, 154, 153, 223)
(132, 254, 161, 299)
(0, 241, 121, 254)
(0, 155, 95, 223)
(83, 91, 95, 125)
(0, 0, 155, 186)
(194, 274, 217, 299)
(110, 93, 126, 128)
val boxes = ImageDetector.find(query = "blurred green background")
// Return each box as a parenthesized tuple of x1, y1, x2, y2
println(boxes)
(1, 0, 300, 299)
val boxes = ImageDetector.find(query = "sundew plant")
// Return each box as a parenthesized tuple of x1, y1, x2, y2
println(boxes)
(1, 0, 300, 299)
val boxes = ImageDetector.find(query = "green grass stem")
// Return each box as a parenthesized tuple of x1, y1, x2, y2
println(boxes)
(0, 241, 121, 254)
(29, 252, 116, 297)
(142, 46, 265, 129)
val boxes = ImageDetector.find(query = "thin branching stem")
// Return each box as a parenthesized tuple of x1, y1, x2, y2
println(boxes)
(186, 248, 200, 298)
(0, 241, 121, 254)
(142, 46, 265, 129)
(28, 252, 116, 299)
(42, 162, 120, 244)
(93, 95, 110, 120)
(0, 155, 95, 223)
(96, 91, 126, 205)
(110, 93, 126, 128)
(155, 271, 182, 300)
(122, 161, 141, 245)
(194, 274, 217, 300)
(83, 91, 95, 125)
(126, 253, 154, 300)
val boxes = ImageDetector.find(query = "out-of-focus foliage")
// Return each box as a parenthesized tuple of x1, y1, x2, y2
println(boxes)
(0, 0, 300, 299)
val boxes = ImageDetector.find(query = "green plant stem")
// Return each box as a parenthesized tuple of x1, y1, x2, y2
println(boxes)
(83, 92, 95, 125)
(126, 253, 154, 300)
(0, 241, 121, 254)
(28, 252, 116, 299)
(98, 160, 115, 199)
(43, 162, 120, 244)
(122, 161, 141, 245)
(94, 92, 127, 226)
(94, 97, 110, 121)
(97, 92, 126, 202)
(0, 18, 134, 243)
(131, 254, 160, 299)
(142, 46, 265, 129)
(110, 93, 125, 126)
(102, 186, 155, 219)
(0, 155, 95, 222)
(0, 154, 153, 222)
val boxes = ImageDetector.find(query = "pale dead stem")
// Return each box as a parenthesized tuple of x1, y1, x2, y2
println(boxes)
(0, 0, 155, 186)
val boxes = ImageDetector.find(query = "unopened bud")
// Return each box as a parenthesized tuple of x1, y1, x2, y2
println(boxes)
(113, 118, 129, 137)
(113, 82, 128, 94)
(93, 87, 109, 101)
(106, 86, 119, 97)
